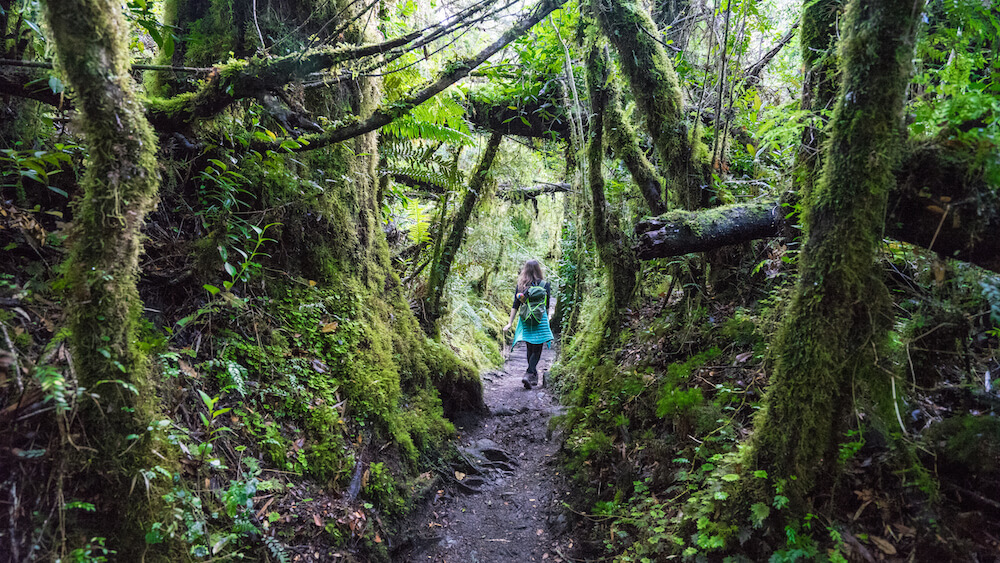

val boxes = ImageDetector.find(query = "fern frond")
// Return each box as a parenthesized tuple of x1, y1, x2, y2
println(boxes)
(264, 536, 290, 563)
(384, 164, 460, 193)
(406, 198, 432, 245)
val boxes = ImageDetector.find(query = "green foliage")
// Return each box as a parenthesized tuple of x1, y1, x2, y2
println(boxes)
(655, 348, 719, 419)
(404, 198, 432, 245)
(0, 142, 80, 202)
(910, 0, 1000, 183)
(57, 537, 115, 563)
(381, 92, 473, 145)
(363, 462, 406, 515)
(381, 140, 463, 194)
(124, 0, 174, 59)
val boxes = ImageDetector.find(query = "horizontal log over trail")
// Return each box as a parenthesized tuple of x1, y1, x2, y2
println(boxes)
(635, 202, 781, 257)
(635, 145, 1000, 273)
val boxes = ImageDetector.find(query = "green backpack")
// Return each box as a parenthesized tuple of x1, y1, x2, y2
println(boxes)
(519, 284, 547, 326)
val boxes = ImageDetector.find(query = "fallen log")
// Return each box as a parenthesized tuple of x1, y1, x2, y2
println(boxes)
(635, 144, 1000, 273)
(635, 202, 781, 257)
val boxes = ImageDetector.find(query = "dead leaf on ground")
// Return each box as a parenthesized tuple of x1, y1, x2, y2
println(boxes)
(870, 535, 897, 555)
(178, 360, 198, 378)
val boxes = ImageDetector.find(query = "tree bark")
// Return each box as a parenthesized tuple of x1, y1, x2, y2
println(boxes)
(743, 0, 922, 507)
(43, 0, 161, 554)
(424, 132, 503, 331)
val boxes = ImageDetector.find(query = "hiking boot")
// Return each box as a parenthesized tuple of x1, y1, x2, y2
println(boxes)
(522, 371, 534, 389)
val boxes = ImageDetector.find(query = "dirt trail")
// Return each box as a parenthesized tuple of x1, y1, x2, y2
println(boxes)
(401, 340, 581, 562)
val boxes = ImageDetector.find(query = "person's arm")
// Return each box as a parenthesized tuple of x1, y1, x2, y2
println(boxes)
(504, 289, 521, 332)
(545, 281, 552, 311)
(503, 307, 518, 333)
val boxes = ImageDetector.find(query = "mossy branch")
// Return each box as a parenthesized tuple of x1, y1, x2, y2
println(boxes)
(465, 86, 571, 139)
(593, 0, 703, 208)
(250, 0, 569, 152)
(424, 132, 504, 331)
(602, 47, 667, 215)
(144, 34, 418, 127)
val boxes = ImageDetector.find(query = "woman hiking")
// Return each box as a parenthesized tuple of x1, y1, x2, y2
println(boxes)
(503, 259, 553, 389)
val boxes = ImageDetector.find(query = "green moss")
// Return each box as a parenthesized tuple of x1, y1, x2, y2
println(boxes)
(928, 415, 1000, 475)
(43, 0, 171, 555)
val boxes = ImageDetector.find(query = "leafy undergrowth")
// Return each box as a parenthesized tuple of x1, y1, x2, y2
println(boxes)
(1, 245, 472, 562)
(553, 248, 1000, 562)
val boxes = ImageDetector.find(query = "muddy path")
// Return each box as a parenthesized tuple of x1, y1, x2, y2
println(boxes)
(399, 340, 584, 562)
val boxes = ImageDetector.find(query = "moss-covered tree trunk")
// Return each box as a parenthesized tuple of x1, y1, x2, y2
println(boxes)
(568, 39, 640, 408)
(789, 0, 844, 213)
(604, 67, 668, 215)
(744, 0, 922, 506)
(592, 0, 708, 209)
(424, 132, 503, 332)
(43, 0, 161, 552)
(586, 43, 639, 314)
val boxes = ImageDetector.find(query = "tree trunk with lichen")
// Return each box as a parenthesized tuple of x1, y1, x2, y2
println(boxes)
(742, 0, 921, 508)
(424, 132, 503, 332)
(592, 0, 708, 210)
(43, 0, 161, 553)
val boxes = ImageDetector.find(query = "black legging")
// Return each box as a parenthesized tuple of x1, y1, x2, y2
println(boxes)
(526, 342, 543, 375)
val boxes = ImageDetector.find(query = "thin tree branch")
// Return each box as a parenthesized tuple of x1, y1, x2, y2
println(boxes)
(740, 23, 798, 89)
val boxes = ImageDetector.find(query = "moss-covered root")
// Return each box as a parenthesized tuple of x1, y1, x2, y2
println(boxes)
(592, 0, 704, 209)
(43, 0, 161, 554)
(742, 0, 922, 509)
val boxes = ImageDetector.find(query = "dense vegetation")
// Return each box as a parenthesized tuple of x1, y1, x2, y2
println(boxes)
(0, 0, 997, 560)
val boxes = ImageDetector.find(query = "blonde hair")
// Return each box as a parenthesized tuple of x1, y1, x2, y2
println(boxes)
(516, 259, 545, 292)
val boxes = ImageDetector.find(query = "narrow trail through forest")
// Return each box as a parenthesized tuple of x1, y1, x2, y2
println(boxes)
(402, 339, 582, 562)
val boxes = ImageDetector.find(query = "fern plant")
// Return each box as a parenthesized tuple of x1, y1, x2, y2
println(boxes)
(405, 198, 432, 245)
(380, 139, 464, 193)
